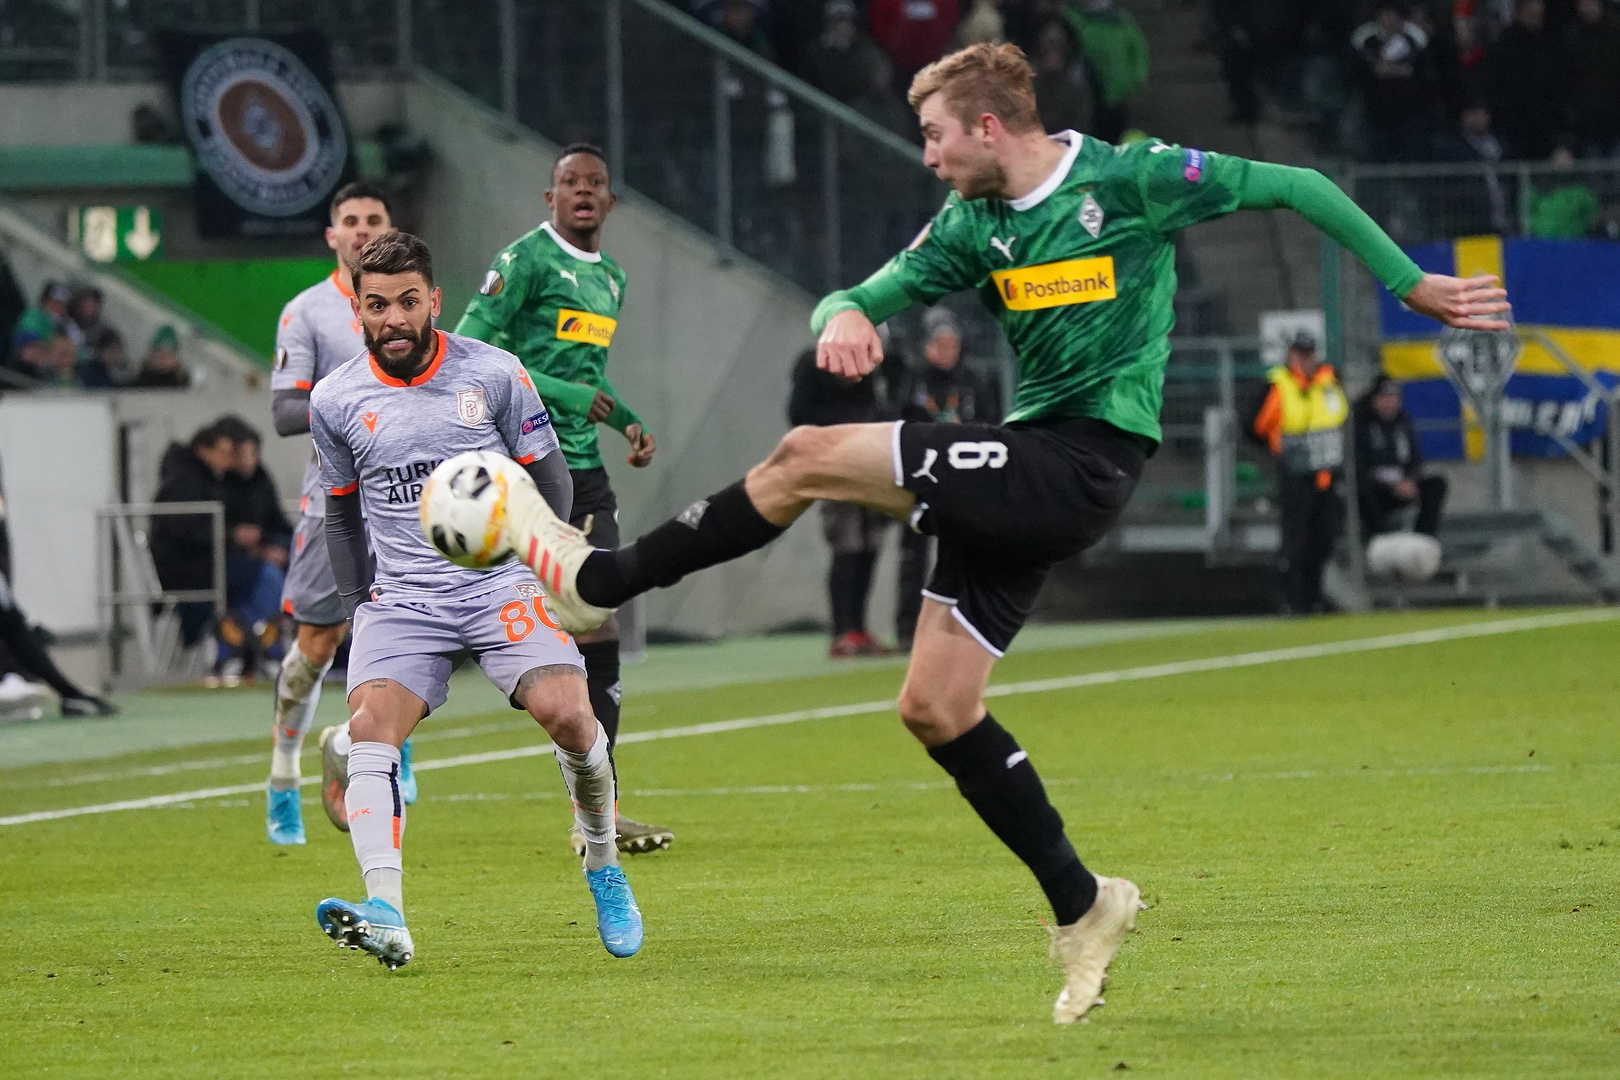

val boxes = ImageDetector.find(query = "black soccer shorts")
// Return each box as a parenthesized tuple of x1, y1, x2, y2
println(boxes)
(893, 417, 1146, 655)
(568, 466, 620, 549)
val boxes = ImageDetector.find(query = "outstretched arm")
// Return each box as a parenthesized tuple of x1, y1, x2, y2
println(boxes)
(1237, 161, 1511, 330)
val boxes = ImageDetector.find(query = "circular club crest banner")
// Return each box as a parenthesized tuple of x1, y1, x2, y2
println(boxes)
(179, 37, 348, 218)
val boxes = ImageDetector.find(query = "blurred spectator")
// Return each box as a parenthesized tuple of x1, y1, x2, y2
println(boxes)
(1250, 332, 1347, 615)
(869, 0, 962, 84)
(1563, 0, 1620, 158)
(1433, 101, 1512, 234)
(1484, 0, 1565, 160)
(150, 422, 238, 649)
(802, 0, 886, 105)
(892, 307, 1000, 648)
(852, 49, 915, 136)
(700, 0, 776, 59)
(1354, 375, 1447, 538)
(954, 0, 1005, 46)
(1211, 0, 1261, 125)
(1032, 19, 1093, 133)
(133, 325, 191, 388)
(7, 307, 72, 384)
(1529, 146, 1601, 237)
(1351, 4, 1437, 162)
(37, 281, 78, 348)
(787, 342, 894, 657)
(65, 284, 127, 387)
(1061, 0, 1148, 143)
(215, 416, 293, 567)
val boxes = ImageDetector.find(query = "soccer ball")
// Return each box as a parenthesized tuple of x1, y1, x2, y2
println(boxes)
(1365, 532, 1443, 583)
(419, 451, 533, 569)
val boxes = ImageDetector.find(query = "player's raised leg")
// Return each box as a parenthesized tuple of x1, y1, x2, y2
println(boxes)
(504, 421, 909, 634)
(899, 600, 1140, 1024)
(315, 675, 423, 970)
(512, 662, 643, 957)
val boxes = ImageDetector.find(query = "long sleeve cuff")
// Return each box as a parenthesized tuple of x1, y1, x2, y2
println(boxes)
(810, 263, 916, 335)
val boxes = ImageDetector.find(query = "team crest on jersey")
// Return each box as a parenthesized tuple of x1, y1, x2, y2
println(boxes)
(479, 270, 504, 296)
(456, 388, 489, 427)
(1079, 194, 1104, 239)
(514, 582, 541, 599)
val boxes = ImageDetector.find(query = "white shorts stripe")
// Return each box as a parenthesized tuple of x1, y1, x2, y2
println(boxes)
(891, 420, 905, 487)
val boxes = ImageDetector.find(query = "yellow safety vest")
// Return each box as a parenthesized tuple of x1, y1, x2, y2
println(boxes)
(1268, 364, 1347, 474)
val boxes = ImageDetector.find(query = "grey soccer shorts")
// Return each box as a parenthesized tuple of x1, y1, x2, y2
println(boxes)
(281, 514, 346, 626)
(345, 580, 585, 714)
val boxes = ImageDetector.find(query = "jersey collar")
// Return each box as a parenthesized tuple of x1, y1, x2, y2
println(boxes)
(540, 221, 603, 263)
(1006, 130, 1083, 212)
(369, 328, 448, 388)
(329, 266, 357, 300)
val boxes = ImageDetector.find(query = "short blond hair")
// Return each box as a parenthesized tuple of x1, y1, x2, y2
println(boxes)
(907, 43, 1042, 135)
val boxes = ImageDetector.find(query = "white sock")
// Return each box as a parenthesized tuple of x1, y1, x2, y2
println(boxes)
(554, 723, 618, 871)
(269, 643, 331, 789)
(347, 742, 405, 914)
(364, 868, 404, 914)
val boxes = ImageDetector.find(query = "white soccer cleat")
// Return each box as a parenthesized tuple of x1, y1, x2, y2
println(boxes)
(1049, 875, 1144, 1025)
(501, 479, 612, 635)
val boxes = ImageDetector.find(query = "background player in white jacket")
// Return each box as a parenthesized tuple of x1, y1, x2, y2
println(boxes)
(309, 232, 642, 967)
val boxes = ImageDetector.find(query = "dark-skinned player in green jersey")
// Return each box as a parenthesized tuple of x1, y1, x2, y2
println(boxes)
(455, 144, 673, 856)
(495, 45, 1510, 1024)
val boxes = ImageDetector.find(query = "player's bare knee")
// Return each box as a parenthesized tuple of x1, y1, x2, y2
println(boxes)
(518, 665, 595, 745)
(769, 426, 837, 489)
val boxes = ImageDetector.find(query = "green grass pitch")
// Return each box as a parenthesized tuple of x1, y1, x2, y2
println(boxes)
(3, 609, 1618, 1078)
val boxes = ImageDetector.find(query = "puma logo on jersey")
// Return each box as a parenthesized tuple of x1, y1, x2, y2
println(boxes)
(911, 448, 940, 484)
(558, 268, 579, 288)
(989, 235, 1017, 261)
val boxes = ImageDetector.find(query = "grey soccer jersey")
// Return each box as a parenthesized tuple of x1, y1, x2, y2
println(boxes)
(273, 269, 365, 515)
(309, 329, 560, 598)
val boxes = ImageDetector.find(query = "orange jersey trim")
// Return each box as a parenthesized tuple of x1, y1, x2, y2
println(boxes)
(292, 379, 313, 390)
(330, 481, 359, 497)
(368, 330, 448, 388)
(514, 453, 536, 465)
(329, 267, 357, 300)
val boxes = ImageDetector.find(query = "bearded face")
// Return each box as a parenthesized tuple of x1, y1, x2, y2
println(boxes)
(364, 317, 434, 380)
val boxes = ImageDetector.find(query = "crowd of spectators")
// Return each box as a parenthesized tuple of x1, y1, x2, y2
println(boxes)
(1207, 0, 1620, 166)
(687, 0, 1150, 144)
(5, 278, 191, 390)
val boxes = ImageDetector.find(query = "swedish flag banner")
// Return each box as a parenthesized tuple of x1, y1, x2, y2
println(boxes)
(1378, 237, 1620, 460)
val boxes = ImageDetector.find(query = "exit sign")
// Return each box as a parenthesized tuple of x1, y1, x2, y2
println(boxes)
(70, 205, 164, 262)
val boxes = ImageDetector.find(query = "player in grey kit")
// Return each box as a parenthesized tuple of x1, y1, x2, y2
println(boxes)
(309, 232, 642, 968)
(266, 182, 419, 846)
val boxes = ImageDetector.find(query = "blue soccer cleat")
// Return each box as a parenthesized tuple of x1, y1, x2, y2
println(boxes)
(398, 738, 418, 805)
(315, 896, 415, 970)
(585, 864, 643, 958)
(266, 784, 306, 846)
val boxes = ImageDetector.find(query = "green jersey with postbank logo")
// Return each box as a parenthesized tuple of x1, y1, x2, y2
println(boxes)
(459, 221, 635, 470)
(814, 130, 1424, 445)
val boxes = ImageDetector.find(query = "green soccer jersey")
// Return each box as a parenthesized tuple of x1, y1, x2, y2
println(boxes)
(814, 132, 1425, 445)
(458, 221, 639, 470)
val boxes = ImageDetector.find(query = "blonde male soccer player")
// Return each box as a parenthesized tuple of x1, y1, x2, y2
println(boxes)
(266, 182, 422, 846)
(456, 142, 672, 856)
(500, 44, 1509, 1021)
(310, 232, 642, 967)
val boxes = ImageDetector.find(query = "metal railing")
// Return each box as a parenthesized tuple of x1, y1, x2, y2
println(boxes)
(1341, 159, 1620, 248)
(96, 500, 225, 687)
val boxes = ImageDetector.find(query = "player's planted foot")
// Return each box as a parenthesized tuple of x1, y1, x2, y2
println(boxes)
(585, 865, 643, 957)
(571, 816, 675, 856)
(398, 737, 418, 805)
(265, 783, 306, 845)
(318, 724, 350, 832)
(315, 896, 415, 970)
(501, 481, 611, 634)
(1049, 875, 1144, 1025)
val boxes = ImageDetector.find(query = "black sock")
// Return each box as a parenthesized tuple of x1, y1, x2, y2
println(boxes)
(848, 550, 876, 633)
(928, 714, 1097, 925)
(578, 639, 622, 752)
(577, 480, 785, 608)
(0, 605, 88, 700)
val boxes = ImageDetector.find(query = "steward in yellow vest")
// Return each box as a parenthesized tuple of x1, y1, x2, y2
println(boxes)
(1250, 332, 1347, 613)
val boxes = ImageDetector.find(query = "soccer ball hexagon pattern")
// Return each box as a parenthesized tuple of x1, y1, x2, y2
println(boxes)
(419, 450, 532, 569)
